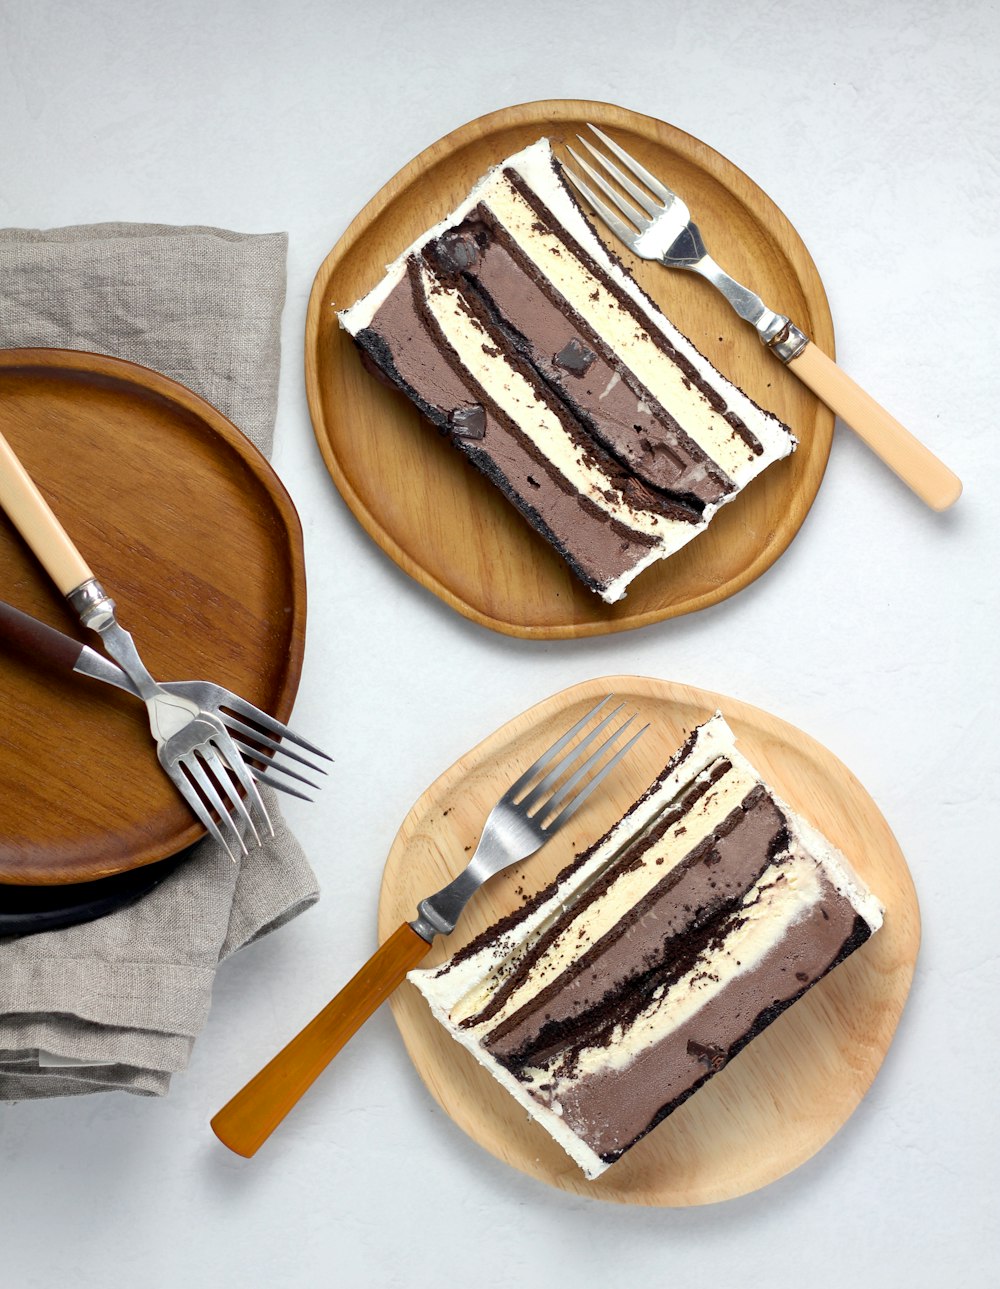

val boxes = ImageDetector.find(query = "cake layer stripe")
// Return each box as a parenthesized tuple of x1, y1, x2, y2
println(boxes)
(522, 843, 831, 1084)
(412, 261, 698, 544)
(426, 206, 734, 507)
(499, 144, 795, 468)
(452, 758, 734, 1027)
(475, 172, 761, 481)
(449, 756, 762, 1030)
(482, 790, 788, 1072)
(353, 272, 667, 593)
(551, 902, 871, 1164)
(439, 717, 746, 980)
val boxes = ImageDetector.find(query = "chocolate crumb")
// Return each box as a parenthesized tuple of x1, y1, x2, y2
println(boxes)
(687, 1039, 727, 1072)
(435, 228, 482, 272)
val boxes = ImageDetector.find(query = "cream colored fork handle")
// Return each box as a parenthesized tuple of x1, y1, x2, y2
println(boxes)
(0, 428, 93, 594)
(787, 342, 962, 511)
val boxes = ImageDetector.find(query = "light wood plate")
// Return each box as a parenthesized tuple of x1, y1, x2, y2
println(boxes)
(0, 349, 306, 886)
(378, 676, 919, 1206)
(306, 100, 835, 639)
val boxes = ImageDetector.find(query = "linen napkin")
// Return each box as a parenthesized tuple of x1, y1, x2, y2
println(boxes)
(0, 224, 319, 1099)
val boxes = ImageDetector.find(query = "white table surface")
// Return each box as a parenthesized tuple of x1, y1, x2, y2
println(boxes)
(2, 1, 997, 1285)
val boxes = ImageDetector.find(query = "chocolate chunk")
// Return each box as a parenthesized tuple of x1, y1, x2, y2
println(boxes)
(553, 337, 597, 376)
(449, 404, 486, 439)
(435, 228, 482, 273)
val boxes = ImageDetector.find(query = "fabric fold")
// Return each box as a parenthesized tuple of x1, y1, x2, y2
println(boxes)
(0, 223, 319, 1099)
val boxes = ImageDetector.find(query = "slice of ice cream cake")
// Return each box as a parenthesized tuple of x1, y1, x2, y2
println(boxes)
(339, 140, 795, 603)
(408, 713, 882, 1179)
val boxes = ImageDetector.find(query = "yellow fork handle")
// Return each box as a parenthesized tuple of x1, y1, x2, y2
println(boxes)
(210, 923, 431, 1158)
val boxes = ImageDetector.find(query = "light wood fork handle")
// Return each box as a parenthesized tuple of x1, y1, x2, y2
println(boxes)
(210, 922, 431, 1158)
(0, 428, 94, 594)
(787, 342, 962, 511)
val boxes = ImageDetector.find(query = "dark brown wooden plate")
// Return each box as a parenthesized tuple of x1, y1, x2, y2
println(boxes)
(0, 850, 191, 936)
(305, 99, 835, 639)
(0, 348, 306, 885)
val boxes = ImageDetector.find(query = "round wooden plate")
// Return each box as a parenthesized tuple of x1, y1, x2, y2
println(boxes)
(306, 100, 835, 639)
(378, 676, 919, 1206)
(0, 349, 306, 886)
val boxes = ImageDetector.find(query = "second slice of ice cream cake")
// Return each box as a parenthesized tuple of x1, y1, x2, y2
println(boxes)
(339, 139, 795, 603)
(408, 713, 883, 1180)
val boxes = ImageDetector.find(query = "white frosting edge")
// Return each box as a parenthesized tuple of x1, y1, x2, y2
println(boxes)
(337, 144, 551, 334)
(720, 741, 884, 932)
(414, 982, 610, 1180)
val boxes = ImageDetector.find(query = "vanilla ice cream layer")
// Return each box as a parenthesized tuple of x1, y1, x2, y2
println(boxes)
(415, 262, 694, 546)
(529, 839, 825, 1087)
(476, 176, 757, 481)
(448, 757, 760, 1028)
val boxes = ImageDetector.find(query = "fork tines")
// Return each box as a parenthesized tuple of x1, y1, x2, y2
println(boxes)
(221, 700, 332, 802)
(512, 695, 649, 830)
(168, 714, 272, 861)
(562, 124, 679, 248)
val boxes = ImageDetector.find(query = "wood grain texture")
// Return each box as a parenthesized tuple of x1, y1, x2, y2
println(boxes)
(377, 676, 920, 1206)
(0, 349, 307, 885)
(305, 99, 836, 639)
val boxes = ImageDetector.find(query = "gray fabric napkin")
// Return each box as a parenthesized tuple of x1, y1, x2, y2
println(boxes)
(0, 224, 319, 1099)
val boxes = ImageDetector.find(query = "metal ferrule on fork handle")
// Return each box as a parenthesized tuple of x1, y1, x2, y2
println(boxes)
(412, 866, 484, 941)
(764, 319, 809, 363)
(67, 576, 163, 704)
(68, 577, 199, 744)
(66, 576, 116, 630)
(412, 823, 520, 939)
(688, 253, 808, 361)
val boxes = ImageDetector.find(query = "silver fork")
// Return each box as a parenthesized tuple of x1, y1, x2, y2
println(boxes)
(210, 694, 648, 1157)
(0, 427, 277, 859)
(77, 581, 270, 861)
(0, 598, 328, 801)
(563, 125, 962, 512)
